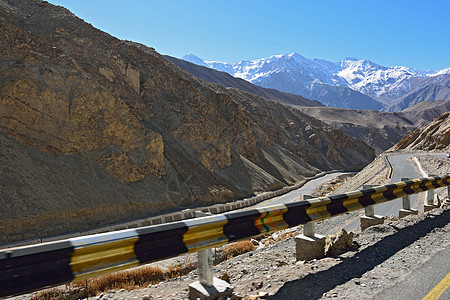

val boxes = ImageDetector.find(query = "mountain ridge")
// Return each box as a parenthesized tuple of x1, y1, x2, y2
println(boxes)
(183, 53, 450, 111)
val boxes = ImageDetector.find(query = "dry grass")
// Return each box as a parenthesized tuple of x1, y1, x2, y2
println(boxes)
(32, 263, 196, 299)
(73, 265, 166, 292)
(223, 240, 255, 259)
(31, 239, 263, 299)
(30, 287, 67, 300)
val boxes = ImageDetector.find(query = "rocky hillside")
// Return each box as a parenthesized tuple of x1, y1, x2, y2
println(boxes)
(296, 107, 415, 154)
(392, 112, 450, 151)
(0, 0, 374, 243)
(400, 100, 450, 127)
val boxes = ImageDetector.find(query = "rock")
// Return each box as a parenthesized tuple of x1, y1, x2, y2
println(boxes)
(220, 272, 231, 283)
(252, 281, 264, 290)
(230, 293, 243, 300)
(324, 229, 357, 257)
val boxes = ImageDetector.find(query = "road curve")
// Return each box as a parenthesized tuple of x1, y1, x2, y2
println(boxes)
(251, 172, 350, 208)
(374, 153, 421, 217)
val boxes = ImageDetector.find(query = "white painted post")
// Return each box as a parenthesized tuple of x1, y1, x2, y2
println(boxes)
(401, 178, 411, 210)
(363, 185, 376, 217)
(426, 175, 437, 206)
(194, 211, 213, 286)
(303, 222, 315, 238)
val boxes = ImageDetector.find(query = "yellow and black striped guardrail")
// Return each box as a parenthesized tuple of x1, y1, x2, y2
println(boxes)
(1, 175, 449, 297)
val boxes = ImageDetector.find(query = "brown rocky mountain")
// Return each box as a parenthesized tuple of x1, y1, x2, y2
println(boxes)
(391, 112, 450, 152)
(399, 100, 450, 127)
(296, 101, 450, 154)
(0, 0, 374, 243)
(294, 107, 414, 154)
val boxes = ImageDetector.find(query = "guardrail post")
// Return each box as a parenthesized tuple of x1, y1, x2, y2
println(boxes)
(399, 178, 419, 218)
(360, 185, 385, 231)
(295, 219, 325, 261)
(194, 211, 214, 286)
(424, 175, 439, 212)
(188, 211, 233, 300)
(303, 222, 315, 238)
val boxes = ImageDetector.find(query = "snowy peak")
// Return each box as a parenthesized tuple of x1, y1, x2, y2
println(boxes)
(181, 54, 208, 68)
(182, 53, 450, 109)
(430, 67, 450, 77)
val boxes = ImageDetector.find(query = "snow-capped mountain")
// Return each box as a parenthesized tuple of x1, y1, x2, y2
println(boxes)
(183, 53, 450, 110)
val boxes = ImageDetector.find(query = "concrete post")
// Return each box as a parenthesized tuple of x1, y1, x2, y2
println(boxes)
(364, 205, 375, 217)
(399, 178, 418, 218)
(424, 175, 439, 212)
(189, 212, 233, 299)
(426, 189, 435, 205)
(295, 221, 325, 261)
(194, 211, 213, 286)
(360, 185, 384, 231)
(303, 222, 315, 238)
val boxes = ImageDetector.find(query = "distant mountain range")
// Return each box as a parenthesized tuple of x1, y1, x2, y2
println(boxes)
(183, 53, 450, 111)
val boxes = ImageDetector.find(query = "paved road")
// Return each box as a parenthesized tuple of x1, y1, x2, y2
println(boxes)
(373, 153, 421, 217)
(250, 152, 450, 299)
(251, 172, 350, 208)
(375, 245, 450, 299)
(342, 152, 447, 232)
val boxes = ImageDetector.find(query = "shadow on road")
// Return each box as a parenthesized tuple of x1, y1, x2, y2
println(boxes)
(270, 209, 450, 299)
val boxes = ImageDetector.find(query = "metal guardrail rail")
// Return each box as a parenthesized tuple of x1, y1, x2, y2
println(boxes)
(1, 175, 449, 297)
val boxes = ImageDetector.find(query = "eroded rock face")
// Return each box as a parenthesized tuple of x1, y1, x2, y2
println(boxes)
(392, 112, 450, 151)
(0, 0, 375, 242)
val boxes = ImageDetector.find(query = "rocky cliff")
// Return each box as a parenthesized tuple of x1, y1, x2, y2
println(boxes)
(392, 112, 450, 151)
(0, 0, 374, 243)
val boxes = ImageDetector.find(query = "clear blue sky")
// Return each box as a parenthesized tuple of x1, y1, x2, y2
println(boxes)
(47, 0, 450, 71)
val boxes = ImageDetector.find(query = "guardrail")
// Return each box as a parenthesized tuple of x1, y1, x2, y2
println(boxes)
(0, 172, 339, 250)
(1, 175, 449, 297)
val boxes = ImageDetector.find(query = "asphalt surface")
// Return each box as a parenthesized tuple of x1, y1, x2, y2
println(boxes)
(251, 172, 350, 208)
(245, 153, 450, 299)
(375, 245, 450, 300)
(342, 152, 447, 232)
(374, 153, 421, 217)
